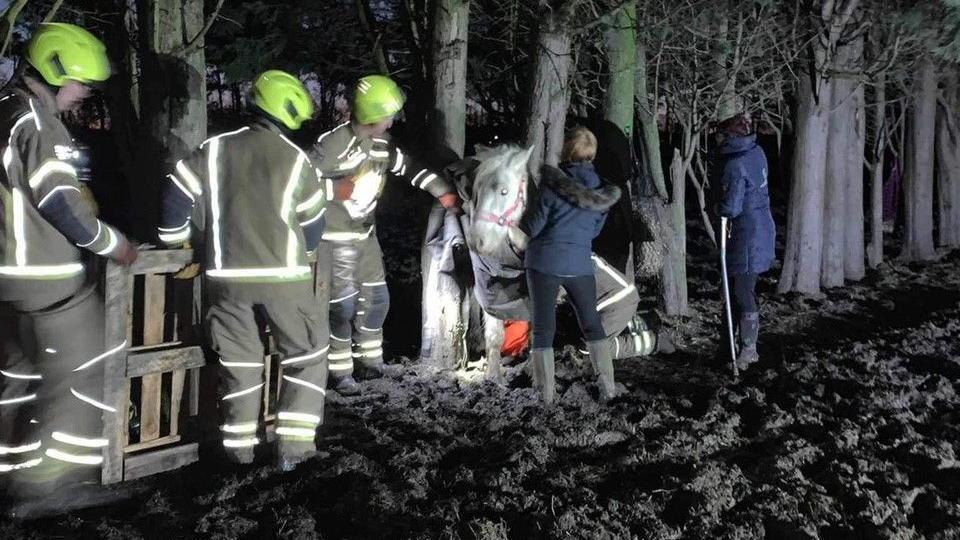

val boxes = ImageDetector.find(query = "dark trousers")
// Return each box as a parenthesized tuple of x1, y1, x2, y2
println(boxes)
(731, 272, 758, 316)
(526, 269, 606, 349)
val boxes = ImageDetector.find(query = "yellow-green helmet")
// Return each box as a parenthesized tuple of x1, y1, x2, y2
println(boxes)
(253, 70, 314, 130)
(352, 75, 405, 125)
(26, 23, 110, 87)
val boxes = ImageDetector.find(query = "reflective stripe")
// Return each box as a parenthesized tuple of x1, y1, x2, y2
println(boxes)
(277, 133, 311, 164)
(0, 369, 41, 380)
(209, 137, 224, 269)
(223, 383, 264, 401)
(44, 348, 56, 353)
(359, 340, 382, 349)
(168, 174, 196, 202)
(281, 154, 307, 268)
(221, 422, 258, 434)
(316, 122, 349, 147)
(206, 266, 312, 279)
(596, 284, 636, 311)
(281, 345, 329, 366)
(282, 375, 326, 395)
(0, 440, 41, 454)
(37, 185, 80, 207)
(296, 188, 326, 213)
(70, 388, 116, 412)
(337, 151, 366, 171)
(0, 264, 83, 277)
(12, 187, 26, 265)
(299, 207, 326, 226)
(76, 221, 102, 248)
(330, 335, 350, 342)
(276, 426, 316, 438)
(277, 411, 321, 425)
(174, 161, 203, 195)
(0, 457, 42, 472)
(328, 363, 354, 371)
(159, 228, 191, 243)
(359, 326, 381, 332)
(28, 160, 77, 189)
(219, 359, 264, 368)
(390, 149, 404, 173)
(336, 136, 357, 159)
(0, 394, 36, 406)
(27, 99, 41, 130)
(410, 169, 428, 187)
(325, 178, 334, 198)
(369, 150, 389, 159)
(322, 226, 374, 241)
(222, 437, 258, 448)
(593, 255, 629, 287)
(94, 227, 118, 255)
(73, 341, 127, 372)
(328, 351, 353, 361)
(330, 291, 359, 304)
(419, 173, 437, 190)
(353, 348, 382, 359)
(51, 431, 108, 448)
(361, 281, 386, 287)
(45, 448, 102, 465)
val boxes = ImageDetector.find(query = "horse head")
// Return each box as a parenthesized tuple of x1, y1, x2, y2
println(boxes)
(466, 144, 534, 263)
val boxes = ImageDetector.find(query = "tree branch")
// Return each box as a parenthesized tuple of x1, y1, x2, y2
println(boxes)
(0, 0, 28, 59)
(172, 0, 227, 55)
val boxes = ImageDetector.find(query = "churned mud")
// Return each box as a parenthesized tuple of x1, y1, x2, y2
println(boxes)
(2, 214, 960, 538)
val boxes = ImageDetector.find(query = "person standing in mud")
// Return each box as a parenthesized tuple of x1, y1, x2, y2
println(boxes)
(158, 70, 329, 471)
(0, 23, 140, 516)
(311, 75, 461, 396)
(522, 127, 622, 403)
(713, 113, 776, 370)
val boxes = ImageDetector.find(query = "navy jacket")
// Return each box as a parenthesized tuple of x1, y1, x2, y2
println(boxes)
(716, 134, 776, 275)
(522, 162, 620, 276)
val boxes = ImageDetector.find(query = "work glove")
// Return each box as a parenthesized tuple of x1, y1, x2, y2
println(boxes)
(111, 238, 138, 266)
(438, 192, 462, 215)
(332, 179, 354, 201)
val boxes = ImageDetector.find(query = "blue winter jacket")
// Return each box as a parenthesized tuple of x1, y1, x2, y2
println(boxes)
(717, 134, 776, 275)
(522, 162, 621, 276)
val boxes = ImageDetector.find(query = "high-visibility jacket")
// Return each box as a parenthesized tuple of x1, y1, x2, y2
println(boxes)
(0, 78, 127, 284)
(312, 122, 453, 242)
(158, 120, 326, 282)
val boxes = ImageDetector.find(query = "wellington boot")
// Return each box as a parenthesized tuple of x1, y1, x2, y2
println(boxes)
(587, 339, 616, 402)
(330, 374, 361, 396)
(530, 348, 555, 404)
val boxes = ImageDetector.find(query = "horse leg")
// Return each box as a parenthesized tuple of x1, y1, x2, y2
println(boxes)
(483, 312, 506, 385)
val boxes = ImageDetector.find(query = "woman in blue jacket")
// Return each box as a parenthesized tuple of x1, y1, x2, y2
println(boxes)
(522, 127, 621, 403)
(714, 114, 776, 370)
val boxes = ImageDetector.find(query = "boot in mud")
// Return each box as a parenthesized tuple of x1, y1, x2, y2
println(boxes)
(530, 348, 555, 404)
(586, 339, 617, 402)
(277, 442, 317, 472)
(736, 312, 760, 370)
(355, 360, 384, 381)
(654, 330, 676, 354)
(330, 373, 361, 396)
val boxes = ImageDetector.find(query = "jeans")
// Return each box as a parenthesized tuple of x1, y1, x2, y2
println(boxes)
(526, 268, 606, 349)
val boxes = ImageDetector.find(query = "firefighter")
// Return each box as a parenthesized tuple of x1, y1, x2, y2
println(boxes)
(312, 74, 460, 395)
(0, 23, 139, 511)
(158, 70, 328, 470)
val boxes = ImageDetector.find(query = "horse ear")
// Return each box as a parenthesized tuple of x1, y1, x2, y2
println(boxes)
(509, 146, 535, 176)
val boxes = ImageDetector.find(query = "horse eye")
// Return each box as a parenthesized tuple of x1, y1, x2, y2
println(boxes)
(500, 188, 509, 196)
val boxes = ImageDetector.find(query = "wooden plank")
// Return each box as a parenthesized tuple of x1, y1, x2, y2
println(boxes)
(189, 367, 200, 417)
(123, 443, 199, 481)
(130, 249, 195, 275)
(123, 434, 182, 454)
(262, 354, 272, 421)
(140, 274, 165, 442)
(170, 369, 185, 436)
(126, 345, 205, 377)
(101, 261, 131, 485)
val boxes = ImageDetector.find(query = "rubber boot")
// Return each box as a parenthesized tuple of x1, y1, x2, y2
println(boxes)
(330, 373, 361, 396)
(276, 442, 316, 472)
(654, 330, 676, 354)
(736, 312, 760, 370)
(355, 361, 385, 381)
(586, 339, 617, 402)
(529, 348, 555, 404)
(224, 446, 255, 465)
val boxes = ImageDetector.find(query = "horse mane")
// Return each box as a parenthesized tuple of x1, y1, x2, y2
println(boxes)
(473, 144, 528, 187)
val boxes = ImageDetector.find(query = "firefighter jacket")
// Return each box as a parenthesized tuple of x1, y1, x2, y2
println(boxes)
(0, 77, 128, 283)
(158, 119, 326, 282)
(312, 122, 454, 241)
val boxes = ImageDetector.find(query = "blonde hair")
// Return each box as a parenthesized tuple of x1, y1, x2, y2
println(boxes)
(561, 126, 597, 162)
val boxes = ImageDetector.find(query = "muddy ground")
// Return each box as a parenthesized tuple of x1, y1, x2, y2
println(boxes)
(3, 207, 960, 538)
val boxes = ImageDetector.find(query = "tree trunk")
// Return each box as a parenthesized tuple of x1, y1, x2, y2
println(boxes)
(778, 72, 831, 294)
(430, 0, 469, 157)
(602, 4, 635, 139)
(421, 0, 470, 367)
(936, 68, 960, 249)
(866, 74, 885, 268)
(844, 39, 866, 280)
(660, 149, 688, 316)
(822, 75, 848, 288)
(901, 55, 937, 261)
(524, 10, 572, 173)
(134, 0, 208, 241)
(635, 42, 668, 200)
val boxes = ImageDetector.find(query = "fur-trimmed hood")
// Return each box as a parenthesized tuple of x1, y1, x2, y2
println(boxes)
(539, 164, 621, 211)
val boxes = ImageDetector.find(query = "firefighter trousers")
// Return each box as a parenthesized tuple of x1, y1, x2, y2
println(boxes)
(205, 281, 328, 457)
(316, 236, 389, 379)
(0, 276, 116, 493)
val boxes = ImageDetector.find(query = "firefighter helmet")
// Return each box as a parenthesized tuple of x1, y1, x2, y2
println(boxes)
(352, 75, 405, 125)
(26, 23, 110, 87)
(253, 70, 314, 130)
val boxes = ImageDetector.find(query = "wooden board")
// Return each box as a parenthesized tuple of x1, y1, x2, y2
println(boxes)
(101, 261, 131, 485)
(130, 249, 195, 275)
(139, 274, 166, 442)
(123, 442, 199, 481)
(170, 369, 185, 436)
(126, 345, 205, 377)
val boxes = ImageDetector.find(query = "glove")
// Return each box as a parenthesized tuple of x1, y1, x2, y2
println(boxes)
(111, 239, 138, 266)
(174, 263, 201, 280)
(333, 179, 354, 201)
(438, 192, 462, 215)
